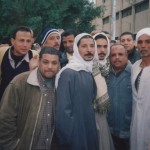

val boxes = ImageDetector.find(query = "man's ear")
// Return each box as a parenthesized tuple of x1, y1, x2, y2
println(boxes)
(10, 38, 15, 46)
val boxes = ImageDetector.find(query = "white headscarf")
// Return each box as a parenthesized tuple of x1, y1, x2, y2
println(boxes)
(136, 28, 150, 42)
(55, 33, 98, 88)
(93, 32, 110, 66)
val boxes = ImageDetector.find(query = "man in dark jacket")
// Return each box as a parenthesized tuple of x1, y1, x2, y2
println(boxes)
(55, 33, 99, 150)
(0, 47, 60, 150)
(120, 32, 140, 64)
(0, 26, 38, 101)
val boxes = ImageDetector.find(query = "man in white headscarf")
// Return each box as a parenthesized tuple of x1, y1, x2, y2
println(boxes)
(55, 33, 99, 150)
(130, 28, 150, 150)
(93, 32, 110, 79)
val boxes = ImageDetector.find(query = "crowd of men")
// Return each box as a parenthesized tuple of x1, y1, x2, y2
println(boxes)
(0, 26, 150, 150)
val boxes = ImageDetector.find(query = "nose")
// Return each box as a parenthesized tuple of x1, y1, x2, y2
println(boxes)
(66, 42, 71, 47)
(23, 41, 28, 47)
(87, 46, 93, 52)
(141, 42, 146, 48)
(116, 54, 119, 59)
(54, 37, 60, 44)
(48, 63, 52, 69)
(101, 47, 105, 52)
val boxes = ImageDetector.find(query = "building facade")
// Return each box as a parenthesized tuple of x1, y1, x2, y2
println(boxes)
(93, 0, 150, 38)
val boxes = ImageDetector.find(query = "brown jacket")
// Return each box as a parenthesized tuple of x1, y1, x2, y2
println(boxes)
(0, 68, 56, 150)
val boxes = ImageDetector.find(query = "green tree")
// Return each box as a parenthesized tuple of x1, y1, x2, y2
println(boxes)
(0, 0, 104, 43)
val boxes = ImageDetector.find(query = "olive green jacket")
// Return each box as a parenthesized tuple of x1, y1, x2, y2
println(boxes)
(0, 68, 55, 150)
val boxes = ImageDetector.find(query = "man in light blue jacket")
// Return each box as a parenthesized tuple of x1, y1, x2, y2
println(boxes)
(107, 44, 132, 150)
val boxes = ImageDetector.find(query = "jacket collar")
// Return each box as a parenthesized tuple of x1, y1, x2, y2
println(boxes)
(27, 67, 39, 86)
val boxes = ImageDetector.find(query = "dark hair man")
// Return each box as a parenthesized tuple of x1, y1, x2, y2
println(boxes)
(61, 29, 77, 60)
(120, 31, 140, 64)
(0, 47, 60, 150)
(0, 26, 38, 100)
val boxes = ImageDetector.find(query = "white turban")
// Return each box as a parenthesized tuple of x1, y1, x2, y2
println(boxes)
(136, 28, 150, 42)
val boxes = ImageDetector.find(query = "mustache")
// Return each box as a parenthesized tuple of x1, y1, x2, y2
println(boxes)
(98, 52, 106, 55)
(114, 60, 121, 63)
(54, 44, 60, 47)
(84, 53, 94, 56)
(140, 49, 147, 52)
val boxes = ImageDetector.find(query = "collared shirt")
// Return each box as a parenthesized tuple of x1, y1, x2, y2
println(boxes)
(8, 47, 30, 68)
(32, 70, 55, 150)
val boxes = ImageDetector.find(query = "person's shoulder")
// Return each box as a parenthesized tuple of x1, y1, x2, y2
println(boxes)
(30, 49, 39, 56)
(11, 71, 31, 84)
(61, 68, 77, 77)
(0, 46, 9, 55)
(132, 59, 142, 67)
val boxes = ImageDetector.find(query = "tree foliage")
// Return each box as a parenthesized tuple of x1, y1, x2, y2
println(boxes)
(0, 0, 104, 43)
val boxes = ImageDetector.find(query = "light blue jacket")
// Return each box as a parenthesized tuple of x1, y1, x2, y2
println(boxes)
(107, 63, 132, 139)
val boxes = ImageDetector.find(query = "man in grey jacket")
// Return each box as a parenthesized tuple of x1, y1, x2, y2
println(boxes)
(0, 47, 60, 150)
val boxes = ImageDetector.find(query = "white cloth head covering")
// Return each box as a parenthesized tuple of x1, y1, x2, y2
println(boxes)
(55, 33, 98, 88)
(136, 28, 150, 42)
(93, 32, 110, 66)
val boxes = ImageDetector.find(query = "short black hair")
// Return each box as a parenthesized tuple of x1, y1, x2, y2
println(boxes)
(120, 32, 134, 40)
(11, 26, 32, 39)
(94, 34, 107, 41)
(61, 29, 77, 38)
(39, 47, 61, 60)
(110, 40, 116, 44)
(101, 31, 110, 35)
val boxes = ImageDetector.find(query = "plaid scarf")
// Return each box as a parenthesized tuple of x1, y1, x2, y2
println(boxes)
(92, 60, 110, 114)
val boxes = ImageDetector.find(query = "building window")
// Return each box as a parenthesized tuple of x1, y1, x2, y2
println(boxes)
(116, 12, 119, 20)
(103, 17, 109, 24)
(135, 1, 149, 14)
(122, 7, 132, 18)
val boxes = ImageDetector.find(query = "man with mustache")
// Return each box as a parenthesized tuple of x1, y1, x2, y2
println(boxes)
(130, 28, 150, 150)
(61, 29, 77, 60)
(107, 44, 132, 150)
(0, 47, 60, 150)
(93, 32, 110, 79)
(30, 28, 68, 69)
(55, 33, 99, 150)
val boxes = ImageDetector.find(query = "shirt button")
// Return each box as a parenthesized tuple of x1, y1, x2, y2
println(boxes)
(44, 94, 47, 96)
(48, 101, 50, 103)
(48, 114, 50, 116)
(46, 138, 49, 141)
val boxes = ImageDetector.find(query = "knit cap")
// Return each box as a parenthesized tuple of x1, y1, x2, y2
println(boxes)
(40, 28, 61, 46)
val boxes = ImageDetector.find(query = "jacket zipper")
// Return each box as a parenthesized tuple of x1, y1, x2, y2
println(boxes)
(12, 138, 20, 150)
(29, 94, 43, 150)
